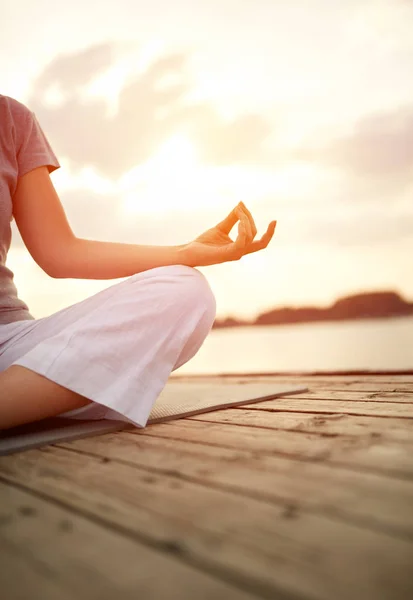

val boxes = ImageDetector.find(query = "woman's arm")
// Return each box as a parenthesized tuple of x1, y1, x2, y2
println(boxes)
(13, 166, 274, 279)
(54, 238, 190, 279)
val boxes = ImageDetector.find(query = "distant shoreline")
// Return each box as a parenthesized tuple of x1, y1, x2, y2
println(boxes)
(212, 313, 413, 330)
(213, 290, 413, 329)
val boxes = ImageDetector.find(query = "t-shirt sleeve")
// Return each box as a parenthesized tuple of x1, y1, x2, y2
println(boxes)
(16, 109, 61, 179)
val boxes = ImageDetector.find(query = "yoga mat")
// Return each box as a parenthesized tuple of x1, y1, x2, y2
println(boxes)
(0, 382, 307, 455)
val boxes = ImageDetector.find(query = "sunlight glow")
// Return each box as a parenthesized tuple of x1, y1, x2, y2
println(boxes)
(52, 137, 328, 218)
(52, 159, 117, 194)
(121, 134, 226, 214)
(120, 135, 326, 216)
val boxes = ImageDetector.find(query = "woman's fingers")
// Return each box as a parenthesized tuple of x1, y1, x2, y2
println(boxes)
(239, 202, 257, 239)
(235, 206, 253, 244)
(225, 219, 276, 262)
(216, 202, 256, 240)
(216, 204, 240, 234)
(244, 221, 277, 255)
(216, 203, 272, 261)
(229, 219, 248, 259)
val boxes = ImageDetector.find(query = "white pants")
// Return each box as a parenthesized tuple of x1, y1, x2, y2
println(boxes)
(0, 265, 216, 427)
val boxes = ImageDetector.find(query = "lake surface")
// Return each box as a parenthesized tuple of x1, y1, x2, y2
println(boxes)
(175, 316, 413, 375)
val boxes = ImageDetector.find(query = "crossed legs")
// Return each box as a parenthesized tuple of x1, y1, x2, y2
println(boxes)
(0, 265, 216, 430)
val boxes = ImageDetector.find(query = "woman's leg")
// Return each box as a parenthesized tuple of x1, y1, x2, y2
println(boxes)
(0, 366, 91, 430)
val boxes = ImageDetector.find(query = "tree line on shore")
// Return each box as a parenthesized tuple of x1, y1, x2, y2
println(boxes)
(213, 291, 413, 329)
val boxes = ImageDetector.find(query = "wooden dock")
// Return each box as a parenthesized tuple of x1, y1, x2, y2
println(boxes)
(1, 373, 413, 600)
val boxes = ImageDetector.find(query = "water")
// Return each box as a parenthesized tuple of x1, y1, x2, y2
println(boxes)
(175, 316, 413, 375)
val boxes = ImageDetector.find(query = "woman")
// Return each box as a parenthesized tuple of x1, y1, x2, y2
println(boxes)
(0, 94, 276, 430)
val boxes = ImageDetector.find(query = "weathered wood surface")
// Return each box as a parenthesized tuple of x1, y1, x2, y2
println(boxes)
(1, 445, 412, 600)
(0, 482, 258, 600)
(1, 374, 413, 600)
(275, 389, 413, 402)
(192, 410, 413, 442)
(235, 397, 413, 417)
(137, 418, 413, 479)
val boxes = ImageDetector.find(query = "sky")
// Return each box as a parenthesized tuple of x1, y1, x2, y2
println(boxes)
(2, 0, 413, 319)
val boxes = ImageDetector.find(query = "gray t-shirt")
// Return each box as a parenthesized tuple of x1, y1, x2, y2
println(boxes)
(0, 94, 60, 325)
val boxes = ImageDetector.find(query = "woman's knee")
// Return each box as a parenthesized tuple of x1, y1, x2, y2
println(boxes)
(165, 265, 217, 329)
(127, 265, 216, 320)
(179, 266, 216, 323)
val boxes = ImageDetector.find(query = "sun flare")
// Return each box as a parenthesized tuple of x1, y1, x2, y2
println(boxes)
(121, 134, 224, 214)
(120, 134, 324, 217)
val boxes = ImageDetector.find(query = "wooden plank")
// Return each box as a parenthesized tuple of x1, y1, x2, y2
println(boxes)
(0, 537, 76, 600)
(171, 375, 413, 391)
(231, 397, 413, 418)
(0, 480, 261, 600)
(55, 431, 413, 537)
(297, 382, 413, 393)
(0, 448, 412, 600)
(284, 390, 413, 403)
(274, 382, 413, 393)
(190, 410, 413, 442)
(139, 418, 413, 478)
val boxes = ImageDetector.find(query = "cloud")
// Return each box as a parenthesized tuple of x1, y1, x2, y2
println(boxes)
(27, 43, 273, 178)
(258, 172, 413, 248)
(33, 42, 114, 94)
(300, 105, 413, 190)
(175, 104, 272, 165)
(299, 209, 413, 247)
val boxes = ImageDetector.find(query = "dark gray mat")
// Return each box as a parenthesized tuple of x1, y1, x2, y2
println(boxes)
(0, 382, 307, 455)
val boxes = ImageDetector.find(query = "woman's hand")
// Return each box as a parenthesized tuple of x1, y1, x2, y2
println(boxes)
(183, 201, 277, 267)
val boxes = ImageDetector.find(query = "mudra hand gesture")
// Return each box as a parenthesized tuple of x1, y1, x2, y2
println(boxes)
(184, 201, 277, 267)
